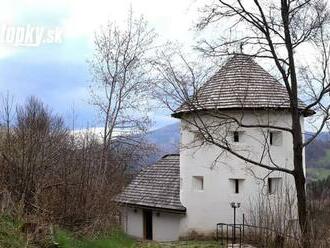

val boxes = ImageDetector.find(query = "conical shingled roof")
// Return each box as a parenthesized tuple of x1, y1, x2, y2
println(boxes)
(173, 54, 309, 117)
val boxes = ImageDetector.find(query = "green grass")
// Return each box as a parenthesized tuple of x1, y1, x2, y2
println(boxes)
(307, 167, 330, 181)
(54, 229, 135, 248)
(0, 214, 31, 248)
(54, 230, 222, 248)
(0, 215, 222, 248)
(55, 230, 219, 248)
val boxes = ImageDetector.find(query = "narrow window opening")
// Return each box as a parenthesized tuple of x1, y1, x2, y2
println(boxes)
(230, 179, 243, 194)
(235, 179, 239, 193)
(268, 178, 272, 194)
(233, 131, 239, 142)
(270, 132, 273, 145)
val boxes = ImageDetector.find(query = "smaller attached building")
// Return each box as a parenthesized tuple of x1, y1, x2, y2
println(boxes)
(116, 154, 186, 241)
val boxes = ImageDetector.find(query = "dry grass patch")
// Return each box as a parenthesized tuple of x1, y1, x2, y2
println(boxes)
(136, 240, 221, 248)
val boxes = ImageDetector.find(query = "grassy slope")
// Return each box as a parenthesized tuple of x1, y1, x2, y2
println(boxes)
(0, 215, 31, 248)
(54, 230, 135, 248)
(0, 215, 221, 248)
(55, 230, 221, 248)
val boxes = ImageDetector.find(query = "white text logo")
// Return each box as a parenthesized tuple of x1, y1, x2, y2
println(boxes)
(0, 25, 63, 47)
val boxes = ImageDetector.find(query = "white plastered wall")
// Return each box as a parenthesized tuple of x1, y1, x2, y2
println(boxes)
(178, 110, 304, 237)
(121, 207, 143, 239)
(153, 211, 182, 241)
(121, 206, 183, 241)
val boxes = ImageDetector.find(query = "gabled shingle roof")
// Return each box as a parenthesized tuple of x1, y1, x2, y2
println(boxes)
(173, 54, 311, 117)
(116, 154, 185, 212)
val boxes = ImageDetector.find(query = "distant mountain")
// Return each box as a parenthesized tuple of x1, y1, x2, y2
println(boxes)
(305, 132, 330, 142)
(147, 123, 180, 147)
(145, 123, 180, 162)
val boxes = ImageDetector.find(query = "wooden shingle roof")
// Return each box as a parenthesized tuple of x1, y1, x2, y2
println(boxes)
(116, 154, 185, 212)
(173, 54, 310, 117)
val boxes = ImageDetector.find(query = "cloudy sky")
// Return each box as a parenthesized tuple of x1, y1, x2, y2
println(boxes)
(0, 0, 203, 129)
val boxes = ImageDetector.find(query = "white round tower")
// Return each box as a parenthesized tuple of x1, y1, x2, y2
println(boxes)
(172, 54, 312, 237)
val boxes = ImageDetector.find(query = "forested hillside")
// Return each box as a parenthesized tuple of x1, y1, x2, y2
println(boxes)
(306, 133, 330, 180)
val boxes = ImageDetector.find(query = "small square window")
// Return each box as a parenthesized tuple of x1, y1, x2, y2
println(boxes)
(268, 177, 282, 194)
(192, 176, 204, 191)
(269, 131, 282, 146)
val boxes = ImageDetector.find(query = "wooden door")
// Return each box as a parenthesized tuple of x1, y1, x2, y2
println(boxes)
(143, 209, 153, 240)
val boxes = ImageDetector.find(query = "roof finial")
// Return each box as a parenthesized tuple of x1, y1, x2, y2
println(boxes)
(239, 42, 244, 54)
(234, 42, 244, 55)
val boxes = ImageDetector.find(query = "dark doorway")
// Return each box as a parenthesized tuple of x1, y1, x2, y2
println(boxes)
(143, 209, 153, 240)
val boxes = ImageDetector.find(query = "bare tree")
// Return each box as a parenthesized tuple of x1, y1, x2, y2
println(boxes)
(0, 96, 68, 213)
(89, 10, 157, 176)
(152, 1, 330, 246)
(0, 96, 142, 232)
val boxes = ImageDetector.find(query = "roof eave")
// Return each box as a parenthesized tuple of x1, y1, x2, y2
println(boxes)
(117, 202, 186, 214)
(172, 107, 315, 119)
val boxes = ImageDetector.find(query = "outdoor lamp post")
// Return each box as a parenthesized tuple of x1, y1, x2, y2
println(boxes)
(230, 202, 241, 243)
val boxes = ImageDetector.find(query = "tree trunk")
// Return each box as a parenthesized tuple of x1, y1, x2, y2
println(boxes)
(281, 0, 311, 245)
(292, 112, 310, 248)
(294, 168, 310, 248)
